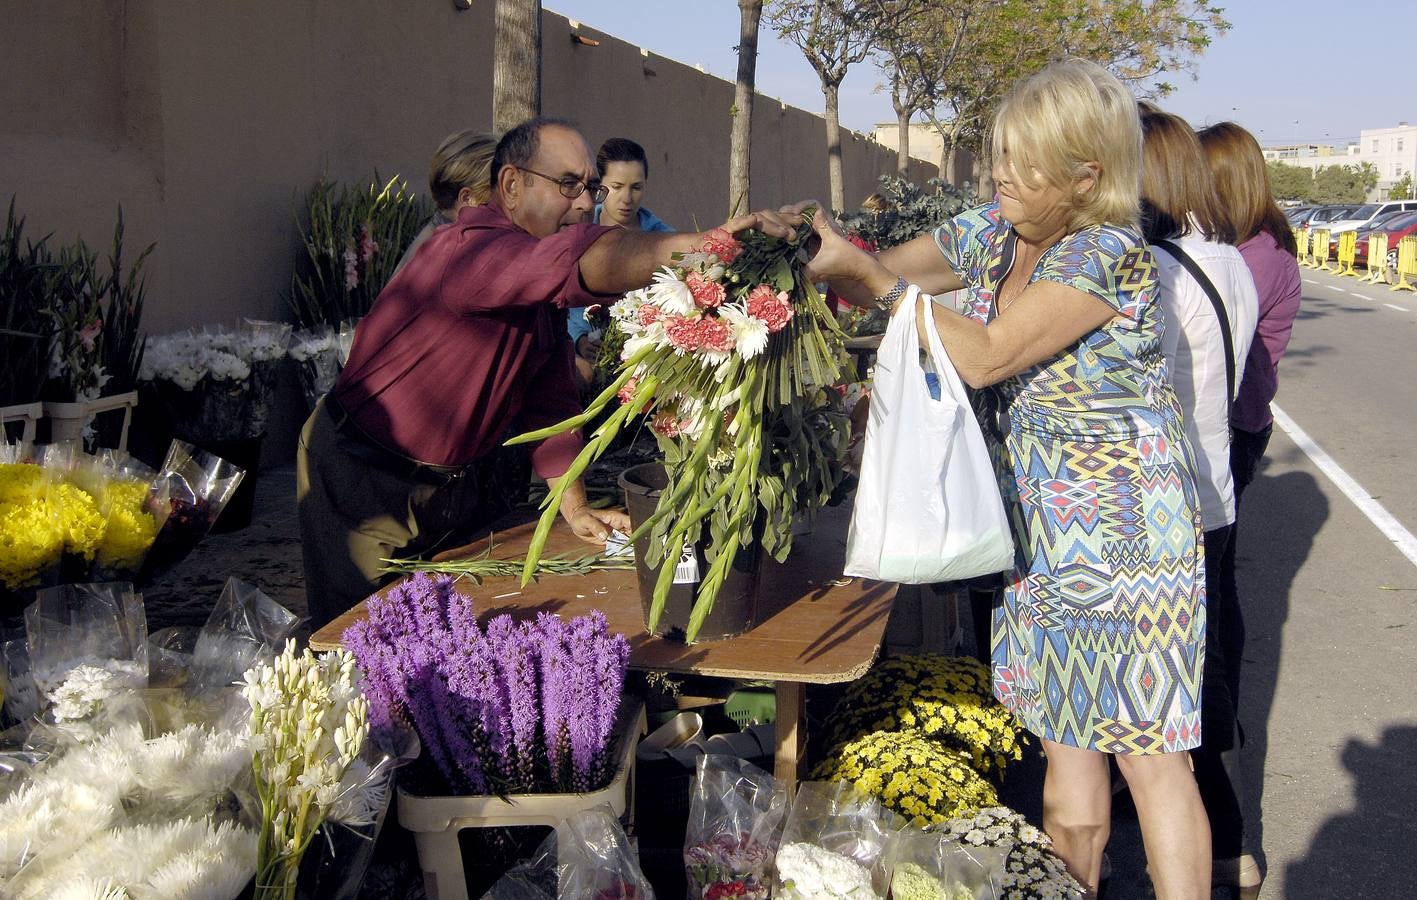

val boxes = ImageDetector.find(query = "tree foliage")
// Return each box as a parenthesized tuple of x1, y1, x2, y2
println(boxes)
(1389, 172, 1414, 200)
(1266, 162, 1313, 203)
(886, 0, 1229, 191)
(1310, 163, 1378, 205)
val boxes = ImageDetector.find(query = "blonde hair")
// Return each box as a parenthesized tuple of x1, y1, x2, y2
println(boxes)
(990, 58, 1142, 231)
(429, 129, 499, 210)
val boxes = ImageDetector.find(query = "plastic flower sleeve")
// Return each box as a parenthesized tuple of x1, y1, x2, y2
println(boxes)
(296, 719, 421, 900)
(554, 806, 656, 900)
(139, 440, 245, 580)
(772, 780, 902, 900)
(241, 319, 293, 437)
(888, 827, 1005, 900)
(684, 754, 788, 898)
(289, 324, 341, 408)
(481, 830, 558, 900)
(188, 577, 300, 697)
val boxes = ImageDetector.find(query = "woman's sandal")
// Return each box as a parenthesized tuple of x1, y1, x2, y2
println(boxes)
(1213, 853, 1263, 899)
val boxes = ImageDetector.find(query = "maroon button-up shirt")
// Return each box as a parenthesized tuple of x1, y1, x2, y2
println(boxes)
(333, 204, 615, 474)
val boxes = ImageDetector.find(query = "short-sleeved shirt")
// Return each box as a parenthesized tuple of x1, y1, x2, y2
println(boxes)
(932, 202, 1181, 443)
(334, 204, 615, 473)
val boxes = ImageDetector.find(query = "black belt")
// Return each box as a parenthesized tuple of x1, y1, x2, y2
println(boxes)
(324, 394, 478, 486)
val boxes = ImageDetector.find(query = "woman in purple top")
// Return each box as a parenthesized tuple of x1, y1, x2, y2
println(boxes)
(1195, 120, 1302, 899)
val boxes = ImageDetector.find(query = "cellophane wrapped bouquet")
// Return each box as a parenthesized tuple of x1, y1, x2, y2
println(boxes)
(0, 443, 162, 594)
(0, 579, 408, 900)
(510, 215, 849, 642)
(772, 780, 901, 900)
(288, 317, 359, 410)
(138, 440, 245, 581)
(139, 320, 291, 443)
(481, 807, 655, 900)
(683, 755, 789, 899)
(927, 808, 1084, 900)
(888, 825, 1005, 900)
(343, 571, 631, 796)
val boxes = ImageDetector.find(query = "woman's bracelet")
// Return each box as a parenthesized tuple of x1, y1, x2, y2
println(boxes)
(873, 275, 909, 312)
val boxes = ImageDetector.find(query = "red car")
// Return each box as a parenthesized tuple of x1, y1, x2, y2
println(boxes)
(1351, 210, 1417, 274)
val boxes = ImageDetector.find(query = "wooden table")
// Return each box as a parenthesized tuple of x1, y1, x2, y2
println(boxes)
(310, 503, 897, 789)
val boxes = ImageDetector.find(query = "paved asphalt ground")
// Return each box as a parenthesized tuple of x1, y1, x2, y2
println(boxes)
(147, 264, 1417, 898)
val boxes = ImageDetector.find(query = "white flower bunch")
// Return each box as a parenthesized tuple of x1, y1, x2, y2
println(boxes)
(930, 807, 1083, 899)
(244, 640, 369, 900)
(139, 332, 252, 390)
(8, 816, 255, 900)
(774, 842, 882, 900)
(287, 330, 336, 363)
(40, 660, 147, 743)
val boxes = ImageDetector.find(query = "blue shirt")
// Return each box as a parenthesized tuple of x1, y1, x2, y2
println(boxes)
(569, 206, 676, 341)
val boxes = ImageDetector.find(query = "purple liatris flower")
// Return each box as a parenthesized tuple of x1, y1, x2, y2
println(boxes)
(502, 624, 542, 791)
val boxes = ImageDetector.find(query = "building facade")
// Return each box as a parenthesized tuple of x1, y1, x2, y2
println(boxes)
(1264, 123, 1417, 199)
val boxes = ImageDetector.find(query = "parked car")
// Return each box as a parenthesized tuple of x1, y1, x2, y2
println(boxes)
(1335, 210, 1410, 261)
(1323, 199, 1417, 235)
(1293, 205, 1356, 230)
(1362, 211, 1417, 279)
(1285, 206, 1317, 226)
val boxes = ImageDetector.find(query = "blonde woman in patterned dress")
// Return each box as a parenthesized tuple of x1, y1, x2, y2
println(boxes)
(793, 58, 1210, 899)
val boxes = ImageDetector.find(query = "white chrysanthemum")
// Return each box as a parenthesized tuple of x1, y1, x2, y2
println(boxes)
(201, 349, 250, 382)
(47, 878, 130, 900)
(610, 289, 650, 323)
(288, 333, 336, 362)
(717, 304, 769, 360)
(647, 267, 694, 316)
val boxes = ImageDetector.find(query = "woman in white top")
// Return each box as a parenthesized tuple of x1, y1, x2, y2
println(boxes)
(1139, 106, 1260, 897)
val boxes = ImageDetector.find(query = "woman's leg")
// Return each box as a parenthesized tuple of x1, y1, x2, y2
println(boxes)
(1040, 738, 1112, 896)
(1115, 750, 1212, 900)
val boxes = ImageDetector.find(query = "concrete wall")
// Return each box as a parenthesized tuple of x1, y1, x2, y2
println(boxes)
(2, 1, 937, 336)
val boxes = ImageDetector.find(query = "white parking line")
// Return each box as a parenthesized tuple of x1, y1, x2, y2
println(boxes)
(1272, 404, 1417, 571)
(1384, 303, 1410, 312)
(1330, 286, 1348, 293)
(1303, 278, 1318, 285)
(1352, 292, 1375, 301)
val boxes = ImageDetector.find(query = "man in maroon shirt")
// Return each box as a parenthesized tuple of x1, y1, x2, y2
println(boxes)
(297, 118, 794, 627)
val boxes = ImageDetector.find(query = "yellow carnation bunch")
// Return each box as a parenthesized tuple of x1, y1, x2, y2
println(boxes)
(95, 479, 158, 572)
(812, 729, 998, 826)
(825, 655, 1024, 780)
(54, 482, 105, 560)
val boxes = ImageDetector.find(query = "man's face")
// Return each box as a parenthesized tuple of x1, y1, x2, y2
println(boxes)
(508, 125, 598, 238)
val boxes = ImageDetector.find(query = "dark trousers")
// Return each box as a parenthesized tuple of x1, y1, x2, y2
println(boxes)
(295, 398, 519, 631)
(1193, 423, 1272, 858)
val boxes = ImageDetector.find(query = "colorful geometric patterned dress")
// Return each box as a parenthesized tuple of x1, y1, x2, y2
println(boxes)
(933, 203, 1206, 755)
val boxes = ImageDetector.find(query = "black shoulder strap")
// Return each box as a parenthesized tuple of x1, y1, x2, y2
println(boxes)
(1154, 239, 1235, 409)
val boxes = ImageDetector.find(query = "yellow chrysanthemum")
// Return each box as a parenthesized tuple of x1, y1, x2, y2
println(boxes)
(95, 479, 157, 572)
(812, 730, 998, 826)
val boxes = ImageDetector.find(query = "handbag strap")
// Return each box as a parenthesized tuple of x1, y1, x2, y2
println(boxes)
(1154, 239, 1236, 406)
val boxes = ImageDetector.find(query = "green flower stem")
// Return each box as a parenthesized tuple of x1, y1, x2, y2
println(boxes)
(505, 344, 654, 445)
(684, 413, 764, 641)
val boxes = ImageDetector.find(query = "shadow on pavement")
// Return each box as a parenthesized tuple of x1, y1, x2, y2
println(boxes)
(1232, 463, 1327, 869)
(1284, 724, 1417, 895)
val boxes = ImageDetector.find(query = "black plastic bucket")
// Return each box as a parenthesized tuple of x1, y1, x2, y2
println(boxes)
(618, 462, 760, 643)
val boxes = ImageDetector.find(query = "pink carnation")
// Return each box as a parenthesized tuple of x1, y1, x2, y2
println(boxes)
(686, 271, 726, 309)
(650, 411, 685, 438)
(697, 316, 735, 354)
(699, 228, 742, 264)
(663, 314, 702, 352)
(637, 304, 662, 327)
(746, 285, 794, 333)
(617, 376, 639, 406)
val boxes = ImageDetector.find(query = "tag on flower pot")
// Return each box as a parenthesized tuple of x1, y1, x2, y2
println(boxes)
(673, 540, 700, 584)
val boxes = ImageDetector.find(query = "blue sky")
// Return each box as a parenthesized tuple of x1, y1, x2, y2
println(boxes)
(547, 1, 1416, 148)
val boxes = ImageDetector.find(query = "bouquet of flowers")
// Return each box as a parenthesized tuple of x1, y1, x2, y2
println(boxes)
(684, 755, 788, 899)
(288, 318, 358, 409)
(889, 825, 1007, 900)
(343, 571, 631, 796)
(139, 320, 290, 443)
(244, 640, 370, 900)
(481, 808, 656, 900)
(772, 780, 899, 900)
(928, 807, 1084, 900)
(811, 729, 999, 826)
(510, 215, 849, 642)
(824, 654, 1024, 781)
(139, 440, 245, 580)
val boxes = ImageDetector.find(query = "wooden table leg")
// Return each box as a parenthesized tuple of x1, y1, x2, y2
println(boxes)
(774, 681, 806, 793)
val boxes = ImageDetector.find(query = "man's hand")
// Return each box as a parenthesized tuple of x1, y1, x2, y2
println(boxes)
(722, 208, 799, 240)
(549, 474, 632, 547)
(564, 505, 632, 546)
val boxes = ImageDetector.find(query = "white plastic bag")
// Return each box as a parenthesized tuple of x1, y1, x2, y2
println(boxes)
(844, 286, 1013, 583)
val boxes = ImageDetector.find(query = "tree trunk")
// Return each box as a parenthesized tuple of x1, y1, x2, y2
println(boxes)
(894, 102, 911, 177)
(823, 81, 845, 214)
(493, 0, 541, 132)
(729, 0, 762, 216)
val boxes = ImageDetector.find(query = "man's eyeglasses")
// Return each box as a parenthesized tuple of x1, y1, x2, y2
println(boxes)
(519, 167, 609, 203)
